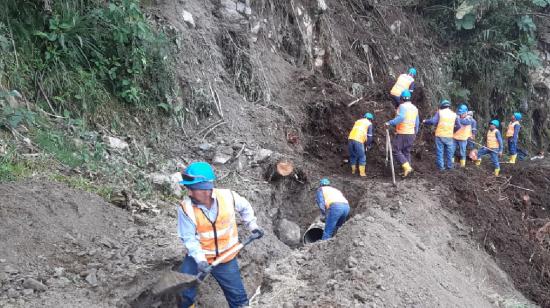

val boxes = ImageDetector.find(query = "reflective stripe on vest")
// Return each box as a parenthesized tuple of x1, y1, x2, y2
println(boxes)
(396, 102, 418, 135)
(453, 120, 472, 141)
(390, 74, 414, 97)
(435, 109, 457, 138)
(487, 129, 500, 149)
(506, 121, 519, 137)
(321, 186, 348, 210)
(348, 118, 372, 143)
(181, 188, 240, 264)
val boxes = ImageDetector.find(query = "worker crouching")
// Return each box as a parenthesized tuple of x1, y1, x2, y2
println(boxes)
(316, 178, 350, 240)
(475, 120, 504, 176)
(177, 162, 264, 308)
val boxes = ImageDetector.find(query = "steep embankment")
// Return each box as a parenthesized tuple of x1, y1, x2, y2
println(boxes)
(2, 0, 550, 308)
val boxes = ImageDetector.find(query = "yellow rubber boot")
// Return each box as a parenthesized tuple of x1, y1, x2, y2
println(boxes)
(475, 159, 482, 166)
(494, 168, 500, 176)
(359, 165, 366, 177)
(460, 159, 466, 168)
(402, 162, 413, 177)
(509, 154, 517, 164)
(351, 165, 357, 175)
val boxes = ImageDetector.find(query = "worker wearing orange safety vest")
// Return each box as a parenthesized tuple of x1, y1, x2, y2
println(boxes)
(475, 120, 504, 176)
(177, 162, 264, 308)
(453, 104, 474, 167)
(316, 178, 350, 240)
(423, 100, 460, 171)
(506, 112, 527, 163)
(390, 67, 416, 108)
(385, 89, 419, 177)
(348, 113, 374, 177)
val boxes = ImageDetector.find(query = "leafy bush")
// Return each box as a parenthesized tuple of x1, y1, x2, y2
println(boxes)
(0, 0, 174, 114)
(422, 0, 544, 121)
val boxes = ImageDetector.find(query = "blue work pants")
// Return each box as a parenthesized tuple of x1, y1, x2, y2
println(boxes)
(322, 203, 350, 240)
(348, 140, 366, 166)
(454, 140, 467, 160)
(508, 139, 527, 160)
(179, 256, 248, 308)
(477, 147, 500, 170)
(435, 137, 455, 170)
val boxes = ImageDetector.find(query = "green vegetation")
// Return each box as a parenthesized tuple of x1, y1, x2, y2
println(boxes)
(0, 0, 174, 114)
(50, 173, 113, 199)
(0, 144, 31, 182)
(423, 0, 544, 120)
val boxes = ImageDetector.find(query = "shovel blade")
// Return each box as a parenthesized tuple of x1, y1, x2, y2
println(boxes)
(151, 271, 198, 296)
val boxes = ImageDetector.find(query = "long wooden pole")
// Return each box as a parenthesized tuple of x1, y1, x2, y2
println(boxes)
(386, 129, 396, 186)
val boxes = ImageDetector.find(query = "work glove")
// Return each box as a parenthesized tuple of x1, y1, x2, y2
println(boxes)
(384, 122, 390, 127)
(197, 261, 209, 274)
(251, 228, 264, 239)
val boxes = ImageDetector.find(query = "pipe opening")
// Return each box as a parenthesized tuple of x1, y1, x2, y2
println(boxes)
(303, 225, 324, 244)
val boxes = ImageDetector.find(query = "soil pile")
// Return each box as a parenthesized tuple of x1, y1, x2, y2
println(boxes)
(0, 181, 182, 308)
(255, 179, 533, 307)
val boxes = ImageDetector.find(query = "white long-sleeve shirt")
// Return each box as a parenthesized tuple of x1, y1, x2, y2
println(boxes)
(176, 190, 259, 263)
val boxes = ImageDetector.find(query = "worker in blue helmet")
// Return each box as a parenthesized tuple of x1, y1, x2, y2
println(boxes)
(505, 112, 527, 163)
(385, 89, 419, 177)
(453, 104, 474, 167)
(423, 100, 459, 171)
(389, 67, 417, 108)
(348, 112, 375, 177)
(475, 120, 503, 176)
(315, 178, 350, 240)
(177, 162, 264, 307)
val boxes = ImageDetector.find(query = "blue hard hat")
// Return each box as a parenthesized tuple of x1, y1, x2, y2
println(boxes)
(513, 112, 522, 121)
(179, 162, 216, 185)
(364, 113, 374, 120)
(408, 67, 417, 76)
(400, 89, 412, 99)
(457, 104, 468, 115)
(490, 119, 500, 127)
(439, 99, 451, 107)
(320, 178, 330, 186)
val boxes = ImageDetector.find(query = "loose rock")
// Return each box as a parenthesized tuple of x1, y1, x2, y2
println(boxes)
(22, 278, 47, 292)
(276, 219, 301, 247)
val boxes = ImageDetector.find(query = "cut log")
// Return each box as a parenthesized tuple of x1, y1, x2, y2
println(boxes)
(276, 161, 294, 176)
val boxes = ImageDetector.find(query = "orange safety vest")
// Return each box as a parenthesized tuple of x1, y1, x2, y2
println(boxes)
(506, 121, 519, 138)
(435, 109, 457, 138)
(181, 189, 240, 264)
(348, 118, 372, 143)
(390, 74, 414, 97)
(453, 118, 472, 141)
(487, 129, 500, 149)
(321, 186, 348, 209)
(396, 102, 418, 135)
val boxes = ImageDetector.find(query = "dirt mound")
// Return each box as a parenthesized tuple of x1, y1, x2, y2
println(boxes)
(255, 179, 533, 307)
(0, 181, 182, 307)
(441, 162, 550, 307)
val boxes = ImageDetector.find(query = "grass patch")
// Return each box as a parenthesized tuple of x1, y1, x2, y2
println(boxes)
(50, 174, 113, 200)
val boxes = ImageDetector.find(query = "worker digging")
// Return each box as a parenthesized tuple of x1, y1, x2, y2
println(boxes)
(347, 112, 374, 177)
(385, 89, 419, 177)
(177, 162, 264, 308)
(315, 178, 351, 240)
(389, 67, 417, 108)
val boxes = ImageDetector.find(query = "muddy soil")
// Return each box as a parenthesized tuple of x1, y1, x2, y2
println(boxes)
(255, 179, 534, 307)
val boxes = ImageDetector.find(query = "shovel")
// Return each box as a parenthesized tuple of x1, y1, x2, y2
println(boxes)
(150, 233, 261, 296)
